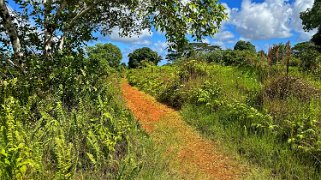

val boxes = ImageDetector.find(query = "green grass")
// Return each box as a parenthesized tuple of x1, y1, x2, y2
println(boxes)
(181, 104, 319, 179)
(127, 60, 321, 179)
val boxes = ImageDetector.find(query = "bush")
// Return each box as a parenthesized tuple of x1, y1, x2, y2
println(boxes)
(221, 50, 258, 66)
(264, 76, 321, 101)
(219, 102, 274, 135)
(0, 54, 138, 179)
(299, 49, 321, 72)
(205, 50, 223, 63)
(189, 81, 221, 105)
(289, 56, 301, 67)
(178, 60, 208, 81)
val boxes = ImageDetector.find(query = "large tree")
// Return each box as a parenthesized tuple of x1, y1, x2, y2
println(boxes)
(301, 0, 321, 47)
(87, 43, 122, 68)
(166, 42, 221, 61)
(128, 47, 161, 68)
(234, 40, 256, 53)
(0, 0, 228, 61)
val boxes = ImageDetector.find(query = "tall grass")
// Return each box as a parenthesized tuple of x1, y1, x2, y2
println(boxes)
(0, 55, 175, 179)
(127, 60, 321, 178)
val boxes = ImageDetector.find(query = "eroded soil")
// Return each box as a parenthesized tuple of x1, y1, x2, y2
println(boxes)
(122, 81, 247, 179)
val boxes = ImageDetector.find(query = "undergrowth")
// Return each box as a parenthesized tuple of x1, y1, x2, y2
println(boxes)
(127, 59, 321, 178)
(0, 54, 170, 179)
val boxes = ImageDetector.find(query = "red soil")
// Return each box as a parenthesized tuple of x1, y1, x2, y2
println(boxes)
(121, 81, 247, 179)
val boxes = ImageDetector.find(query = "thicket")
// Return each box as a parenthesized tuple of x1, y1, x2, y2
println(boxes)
(0, 53, 143, 179)
(128, 58, 321, 178)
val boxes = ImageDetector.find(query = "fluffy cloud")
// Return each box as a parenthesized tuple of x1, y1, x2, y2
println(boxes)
(152, 41, 169, 58)
(211, 30, 236, 49)
(213, 31, 235, 41)
(229, 0, 315, 41)
(109, 28, 153, 45)
(291, 0, 317, 41)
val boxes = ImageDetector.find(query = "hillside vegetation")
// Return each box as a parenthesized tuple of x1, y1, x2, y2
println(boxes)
(128, 52, 321, 178)
(1, 0, 321, 178)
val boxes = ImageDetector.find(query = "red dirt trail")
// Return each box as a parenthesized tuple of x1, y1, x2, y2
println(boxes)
(121, 81, 247, 179)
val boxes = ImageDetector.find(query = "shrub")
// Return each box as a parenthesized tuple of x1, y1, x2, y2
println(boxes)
(189, 81, 221, 105)
(178, 60, 208, 82)
(289, 56, 301, 67)
(205, 50, 223, 63)
(219, 102, 274, 135)
(221, 50, 258, 66)
(0, 54, 138, 179)
(299, 48, 321, 72)
(264, 76, 321, 101)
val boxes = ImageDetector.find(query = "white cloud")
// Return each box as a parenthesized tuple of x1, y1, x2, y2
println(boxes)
(290, 0, 316, 41)
(133, 40, 152, 46)
(228, 0, 315, 41)
(213, 31, 235, 41)
(211, 30, 236, 49)
(231, 0, 292, 40)
(109, 28, 153, 45)
(152, 41, 168, 57)
(213, 41, 226, 49)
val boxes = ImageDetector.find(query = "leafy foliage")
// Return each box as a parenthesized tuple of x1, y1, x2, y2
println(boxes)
(128, 47, 161, 69)
(0, 53, 142, 179)
(87, 43, 122, 68)
(234, 40, 256, 53)
(127, 59, 321, 178)
(0, 0, 228, 59)
(166, 43, 221, 61)
(301, 0, 321, 46)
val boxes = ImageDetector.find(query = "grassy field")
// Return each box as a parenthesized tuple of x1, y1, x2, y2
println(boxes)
(128, 60, 321, 179)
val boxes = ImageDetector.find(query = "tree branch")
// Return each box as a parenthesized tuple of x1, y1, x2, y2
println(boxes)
(0, 0, 23, 58)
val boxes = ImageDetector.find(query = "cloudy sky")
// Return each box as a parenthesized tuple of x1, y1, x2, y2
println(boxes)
(6, 0, 315, 64)
(91, 0, 315, 64)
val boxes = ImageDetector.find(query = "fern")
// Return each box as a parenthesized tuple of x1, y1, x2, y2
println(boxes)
(0, 97, 40, 179)
(53, 137, 74, 179)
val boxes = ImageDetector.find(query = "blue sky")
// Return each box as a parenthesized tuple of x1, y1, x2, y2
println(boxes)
(89, 0, 316, 65)
(7, 0, 317, 64)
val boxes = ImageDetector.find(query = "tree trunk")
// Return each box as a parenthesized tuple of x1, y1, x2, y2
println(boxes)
(58, 35, 65, 52)
(43, 0, 53, 55)
(0, 0, 23, 58)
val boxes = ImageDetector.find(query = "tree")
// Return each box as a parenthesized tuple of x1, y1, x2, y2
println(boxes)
(0, 0, 228, 62)
(166, 42, 221, 61)
(128, 47, 161, 68)
(221, 49, 258, 66)
(206, 50, 224, 63)
(87, 43, 122, 68)
(300, 48, 321, 72)
(301, 0, 321, 47)
(292, 41, 320, 58)
(234, 40, 256, 53)
(292, 42, 321, 71)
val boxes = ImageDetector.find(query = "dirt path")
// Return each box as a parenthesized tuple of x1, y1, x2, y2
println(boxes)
(122, 81, 247, 179)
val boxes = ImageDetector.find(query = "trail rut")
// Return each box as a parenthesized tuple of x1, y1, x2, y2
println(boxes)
(122, 81, 247, 179)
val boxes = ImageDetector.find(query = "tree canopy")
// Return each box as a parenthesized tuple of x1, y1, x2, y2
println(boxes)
(292, 41, 320, 58)
(87, 43, 122, 68)
(128, 47, 161, 68)
(301, 0, 321, 47)
(0, 0, 228, 60)
(234, 40, 256, 53)
(166, 42, 221, 61)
